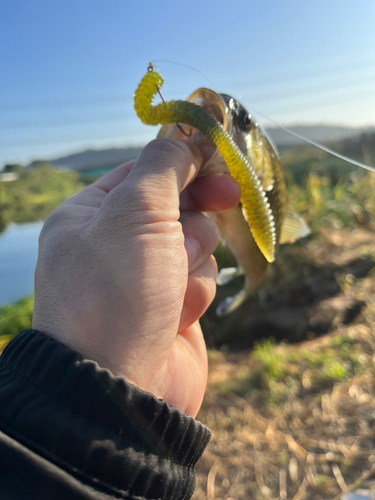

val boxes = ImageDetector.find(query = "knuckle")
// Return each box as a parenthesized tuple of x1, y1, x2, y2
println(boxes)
(39, 209, 63, 239)
(38, 207, 77, 247)
(41, 207, 72, 232)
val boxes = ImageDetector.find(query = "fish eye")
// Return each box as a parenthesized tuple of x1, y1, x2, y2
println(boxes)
(237, 109, 253, 131)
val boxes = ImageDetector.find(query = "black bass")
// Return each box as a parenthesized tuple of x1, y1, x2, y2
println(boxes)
(134, 66, 309, 315)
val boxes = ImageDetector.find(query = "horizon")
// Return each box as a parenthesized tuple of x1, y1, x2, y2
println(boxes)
(2, 0, 374, 168)
(9, 122, 371, 171)
(3, 122, 375, 170)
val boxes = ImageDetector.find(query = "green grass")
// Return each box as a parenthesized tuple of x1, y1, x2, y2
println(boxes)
(253, 339, 286, 379)
(210, 331, 365, 406)
(0, 296, 34, 353)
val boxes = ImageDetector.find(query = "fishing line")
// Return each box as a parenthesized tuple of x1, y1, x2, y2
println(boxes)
(151, 61, 375, 172)
(249, 106, 375, 173)
(150, 60, 218, 91)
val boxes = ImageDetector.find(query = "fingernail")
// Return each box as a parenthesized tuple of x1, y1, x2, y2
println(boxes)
(184, 237, 200, 267)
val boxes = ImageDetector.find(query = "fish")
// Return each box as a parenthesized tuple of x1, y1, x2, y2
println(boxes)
(134, 66, 309, 315)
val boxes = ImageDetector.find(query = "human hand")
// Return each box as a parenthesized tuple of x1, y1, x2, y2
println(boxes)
(32, 139, 240, 416)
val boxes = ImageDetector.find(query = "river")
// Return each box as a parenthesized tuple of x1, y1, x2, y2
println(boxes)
(0, 222, 43, 305)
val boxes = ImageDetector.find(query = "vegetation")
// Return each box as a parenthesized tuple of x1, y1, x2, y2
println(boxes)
(0, 163, 84, 233)
(209, 333, 363, 404)
(0, 297, 33, 353)
(2, 163, 23, 174)
(282, 146, 375, 233)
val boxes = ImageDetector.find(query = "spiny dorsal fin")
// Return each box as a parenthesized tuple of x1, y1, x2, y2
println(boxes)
(280, 206, 310, 244)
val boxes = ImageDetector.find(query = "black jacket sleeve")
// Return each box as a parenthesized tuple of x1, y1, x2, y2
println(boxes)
(0, 329, 211, 500)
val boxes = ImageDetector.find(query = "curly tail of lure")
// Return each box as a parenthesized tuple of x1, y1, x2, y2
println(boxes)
(134, 66, 276, 263)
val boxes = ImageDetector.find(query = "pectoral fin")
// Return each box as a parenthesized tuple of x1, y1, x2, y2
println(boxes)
(279, 206, 310, 244)
(217, 266, 244, 286)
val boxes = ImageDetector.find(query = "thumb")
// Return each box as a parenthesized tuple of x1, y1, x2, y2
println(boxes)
(98, 139, 204, 224)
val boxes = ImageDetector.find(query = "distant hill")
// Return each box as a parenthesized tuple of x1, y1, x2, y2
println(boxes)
(48, 146, 144, 171)
(43, 126, 373, 172)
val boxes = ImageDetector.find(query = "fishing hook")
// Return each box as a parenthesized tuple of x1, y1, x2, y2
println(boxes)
(148, 63, 191, 138)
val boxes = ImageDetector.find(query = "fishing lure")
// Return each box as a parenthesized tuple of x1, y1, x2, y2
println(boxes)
(134, 65, 276, 263)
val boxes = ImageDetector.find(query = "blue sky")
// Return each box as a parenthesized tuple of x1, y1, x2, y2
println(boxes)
(1, 0, 374, 167)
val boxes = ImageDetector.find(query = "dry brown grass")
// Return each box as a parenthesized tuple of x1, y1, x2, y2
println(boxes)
(194, 228, 375, 500)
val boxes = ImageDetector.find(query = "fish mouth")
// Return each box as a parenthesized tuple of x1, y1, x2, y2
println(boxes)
(186, 89, 249, 163)
(186, 88, 229, 131)
(157, 88, 246, 167)
(156, 88, 229, 163)
(184, 88, 230, 164)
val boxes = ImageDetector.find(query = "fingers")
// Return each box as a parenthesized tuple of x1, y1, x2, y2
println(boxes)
(129, 139, 203, 193)
(127, 140, 239, 214)
(179, 212, 220, 331)
(100, 140, 203, 221)
(181, 212, 219, 274)
(163, 320, 208, 417)
(178, 256, 217, 332)
(62, 140, 240, 223)
(180, 173, 241, 212)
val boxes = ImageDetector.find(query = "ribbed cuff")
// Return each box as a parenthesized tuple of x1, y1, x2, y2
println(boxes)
(0, 329, 211, 500)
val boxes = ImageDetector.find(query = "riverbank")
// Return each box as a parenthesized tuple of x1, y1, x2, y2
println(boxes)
(0, 164, 84, 234)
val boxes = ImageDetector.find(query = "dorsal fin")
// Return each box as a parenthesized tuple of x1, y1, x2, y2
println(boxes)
(280, 206, 310, 244)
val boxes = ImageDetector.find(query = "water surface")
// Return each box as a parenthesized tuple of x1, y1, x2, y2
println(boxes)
(0, 222, 43, 305)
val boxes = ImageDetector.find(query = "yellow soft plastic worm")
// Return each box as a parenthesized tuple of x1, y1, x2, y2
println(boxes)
(134, 66, 276, 262)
